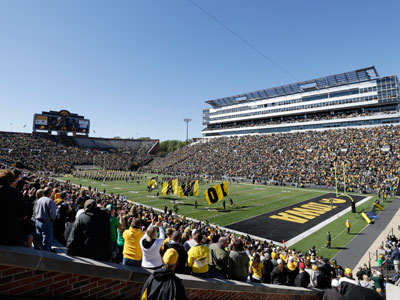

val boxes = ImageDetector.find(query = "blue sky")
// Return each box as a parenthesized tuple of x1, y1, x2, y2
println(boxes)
(1, 0, 399, 141)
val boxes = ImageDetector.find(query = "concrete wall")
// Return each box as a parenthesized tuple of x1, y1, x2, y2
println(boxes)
(0, 246, 322, 299)
(386, 283, 400, 300)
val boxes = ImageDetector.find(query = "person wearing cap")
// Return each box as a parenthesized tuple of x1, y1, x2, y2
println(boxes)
(338, 267, 359, 295)
(322, 279, 346, 300)
(209, 236, 229, 279)
(270, 251, 278, 266)
(66, 199, 111, 261)
(287, 256, 299, 286)
(262, 252, 274, 283)
(370, 270, 385, 295)
(122, 218, 145, 268)
(140, 248, 187, 300)
(271, 258, 288, 285)
(187, 231, 211, 278)
(294, 262, 310, 288)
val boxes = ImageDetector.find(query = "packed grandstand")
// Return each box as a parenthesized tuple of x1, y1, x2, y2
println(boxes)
(1, 67, 400, 299)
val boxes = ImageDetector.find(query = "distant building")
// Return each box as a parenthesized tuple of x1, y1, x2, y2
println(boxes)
(202, 67, 400, 137)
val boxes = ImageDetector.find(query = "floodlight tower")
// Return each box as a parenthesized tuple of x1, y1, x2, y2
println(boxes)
(183, 118, 192, 141)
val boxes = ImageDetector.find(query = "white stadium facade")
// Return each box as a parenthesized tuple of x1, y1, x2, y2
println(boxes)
(202, 67, 400, 137)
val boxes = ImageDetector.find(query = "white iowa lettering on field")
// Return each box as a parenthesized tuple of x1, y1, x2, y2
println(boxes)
(285, 196, 372, 247)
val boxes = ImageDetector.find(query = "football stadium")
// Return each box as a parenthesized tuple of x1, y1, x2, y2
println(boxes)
(1, 2, 400, 299)
(1, 66, 400, 299)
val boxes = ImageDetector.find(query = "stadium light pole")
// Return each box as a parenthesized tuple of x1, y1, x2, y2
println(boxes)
(183, 118, 192, 142)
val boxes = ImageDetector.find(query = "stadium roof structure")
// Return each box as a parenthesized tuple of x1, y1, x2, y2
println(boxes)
(206, 66, 380, 108)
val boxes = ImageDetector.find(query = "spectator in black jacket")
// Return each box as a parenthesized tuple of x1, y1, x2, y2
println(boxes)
(66, 199, 111, 261)
(295, 263, 310, 287)
(271, 259, 288, 285)
(140, 248, 187, 300)
(318, 258, 333, 289)
(163, 231, 190, 275)
(0, 169, 30, 247)
(262, 252, 274, 283)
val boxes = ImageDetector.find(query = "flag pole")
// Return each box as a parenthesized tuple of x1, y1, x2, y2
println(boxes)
(334, 161, 338, 197)
(343, 161, 346, 195)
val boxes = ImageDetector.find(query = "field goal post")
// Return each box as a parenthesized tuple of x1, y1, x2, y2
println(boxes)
(334, 161, 356, 213)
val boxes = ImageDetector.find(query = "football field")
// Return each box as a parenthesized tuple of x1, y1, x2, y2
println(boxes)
(59, 174, 384, 257)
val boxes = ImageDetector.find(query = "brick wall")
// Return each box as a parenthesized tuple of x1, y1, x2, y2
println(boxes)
(0, 246, 322, 300)
(0, 265, 143, 299)
(184, 289, 318, 300)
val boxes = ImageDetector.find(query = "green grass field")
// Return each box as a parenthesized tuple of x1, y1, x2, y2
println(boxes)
(59, 174, 386, 258)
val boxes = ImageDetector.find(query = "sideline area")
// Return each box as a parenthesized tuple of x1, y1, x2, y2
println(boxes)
(334, 197, 400, 270)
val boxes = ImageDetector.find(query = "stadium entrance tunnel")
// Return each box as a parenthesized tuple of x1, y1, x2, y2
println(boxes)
(226, 193, 365, 243)
(0, 246, 322, 299)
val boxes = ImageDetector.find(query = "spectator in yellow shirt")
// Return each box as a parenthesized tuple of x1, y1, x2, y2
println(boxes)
(187, 231, 210, 278)
(122, 218, 144, 267)
(249, 253, 263, 283)
(346, 219, 351, 234)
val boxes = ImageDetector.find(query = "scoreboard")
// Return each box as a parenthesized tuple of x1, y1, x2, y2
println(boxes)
(33, 110, 90, 135)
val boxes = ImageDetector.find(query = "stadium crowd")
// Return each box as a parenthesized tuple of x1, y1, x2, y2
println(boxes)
(0, 165, 388, 299)
(147, 125, 400, 194)
(203, 110, 381, 132)
(203, 110, 398, 132)
(0, 132, 152, 173)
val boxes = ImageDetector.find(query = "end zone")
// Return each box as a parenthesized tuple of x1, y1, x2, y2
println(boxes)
(225, 193, 369, 245)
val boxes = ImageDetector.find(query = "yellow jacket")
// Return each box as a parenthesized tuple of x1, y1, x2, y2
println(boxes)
(123, 227, 145, 260)
(249, 260, 263, 280)
(346, 220, 351, 228)
(187, 244, 210, 274)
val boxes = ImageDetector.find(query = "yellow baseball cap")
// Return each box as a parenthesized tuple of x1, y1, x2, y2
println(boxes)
(312, 265, 318, 271)
(163, 248, 178, 265)
(345, 268, 352, 275)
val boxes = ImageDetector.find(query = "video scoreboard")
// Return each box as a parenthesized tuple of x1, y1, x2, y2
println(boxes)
(33, 110, 90, 135)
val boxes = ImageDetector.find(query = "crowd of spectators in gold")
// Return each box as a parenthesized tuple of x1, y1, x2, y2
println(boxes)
(148, 126, 400, 194)
(0, 132, 152, 173)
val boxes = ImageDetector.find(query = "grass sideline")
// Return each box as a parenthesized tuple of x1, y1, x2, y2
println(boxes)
(59, 174, 384, 258)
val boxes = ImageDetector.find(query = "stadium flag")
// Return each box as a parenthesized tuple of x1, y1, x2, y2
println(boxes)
(178, 180, 200, 197)
(205, 181, 229, 205)
(193, 180, 199, 196)
(178, 184, 185, 197)
(147, 176, 158, 191)
(162, 179, 179, 195)
(161, 182, 170, 195)
(172, 179, 178, 195)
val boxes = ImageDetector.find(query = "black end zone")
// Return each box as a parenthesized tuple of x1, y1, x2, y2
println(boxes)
(225, 193, 365, 243)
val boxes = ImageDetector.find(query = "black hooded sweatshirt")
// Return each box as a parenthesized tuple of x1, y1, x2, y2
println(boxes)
(140, 268, 187, 300)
